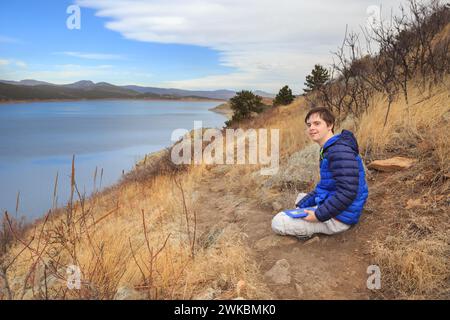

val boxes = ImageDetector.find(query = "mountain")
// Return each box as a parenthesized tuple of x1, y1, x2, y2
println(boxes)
(254, 90, 275, 98)
(123, 85, 275, 100)
(0, 82, 160, 101)
(0, 79, 275, 101)
(0, 79, 54, 86)
(122, 85, 240, 100)
(62, 80, 96, 89)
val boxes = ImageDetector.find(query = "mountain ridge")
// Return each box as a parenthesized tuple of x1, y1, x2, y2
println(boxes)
(0, 79, 276, 101)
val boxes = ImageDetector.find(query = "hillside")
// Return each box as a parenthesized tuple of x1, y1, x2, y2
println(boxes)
(0, 82, 212, 102)
(0, 2, 448, 300)
(1, 76, 447, 300)
(0, 80, 275, 102)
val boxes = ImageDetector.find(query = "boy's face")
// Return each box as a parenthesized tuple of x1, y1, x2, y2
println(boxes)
(305, 113, 333, 144)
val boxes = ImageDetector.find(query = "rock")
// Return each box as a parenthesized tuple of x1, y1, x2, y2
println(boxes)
(114, 286, 146, 300)
(233, 296, 245, 300)
(304, 236, 320, 246)
(272, 201, 283, 212)
(406, 198, 425, 209)
(254, 235, 281, 251)
(265, 144, 320, 189)
(193, 287, 219, 300)
(264, 259, 291, 285)
(367, 157, 416, 172)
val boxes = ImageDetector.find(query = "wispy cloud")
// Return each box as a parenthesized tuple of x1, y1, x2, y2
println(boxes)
(0, 58, 27, 68)
(54, 51, 125, 60)
(1, 63, 153, 85)
(76, 0, 407, 92)
(29, 64, 114, 81)
(0, 35, 23, 44)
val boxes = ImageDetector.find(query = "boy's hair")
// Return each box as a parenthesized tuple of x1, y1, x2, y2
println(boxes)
(304, 106, 335, 133)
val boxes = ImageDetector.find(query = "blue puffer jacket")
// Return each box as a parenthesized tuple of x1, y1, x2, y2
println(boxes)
(296, 130, 369, 225)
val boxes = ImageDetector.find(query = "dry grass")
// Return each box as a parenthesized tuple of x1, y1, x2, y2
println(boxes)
(2, 74, 448, 300)
(357, 77, 450, 160)
(372, 232, 449, 299)
(224, 77, 450, 299)
(354, 77, 450, 299)
(2, 160, 272, 300)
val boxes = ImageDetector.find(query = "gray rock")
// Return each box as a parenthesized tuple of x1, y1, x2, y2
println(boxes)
(254, 235, 281, 251)
(264, 259, 291, 285)
(114, 286, 146, 300)
(265, 144, 320, 190)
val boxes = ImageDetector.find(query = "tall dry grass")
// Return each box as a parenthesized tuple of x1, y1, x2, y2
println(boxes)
(223, 76, 450, 299)
(357, 77, 450, 160)
(355, 77, 450, 299)
(1, 157, 272, 300)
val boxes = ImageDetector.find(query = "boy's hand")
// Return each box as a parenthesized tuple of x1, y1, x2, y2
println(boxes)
(303, 209, 318, 222)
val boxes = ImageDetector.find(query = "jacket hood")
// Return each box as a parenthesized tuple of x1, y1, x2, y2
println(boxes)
(323, 129, 359, 154)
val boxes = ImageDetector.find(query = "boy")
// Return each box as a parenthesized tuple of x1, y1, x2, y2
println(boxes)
(271, 107, 369, 239)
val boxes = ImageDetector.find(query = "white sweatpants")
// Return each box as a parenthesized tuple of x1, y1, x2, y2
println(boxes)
(271, 193, 350, 237)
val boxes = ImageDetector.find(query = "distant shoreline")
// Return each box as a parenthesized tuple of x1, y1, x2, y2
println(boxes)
(0, 96, 226, 105)
(208, 102, 233, 120)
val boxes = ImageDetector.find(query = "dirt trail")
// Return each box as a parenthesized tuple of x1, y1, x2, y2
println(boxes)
(193, 166, 376, 300)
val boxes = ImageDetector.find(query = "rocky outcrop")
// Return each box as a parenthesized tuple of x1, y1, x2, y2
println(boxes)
(264, 259, 291, 285)
(368, 156, 416, 172)
(265, 144, 320, 189)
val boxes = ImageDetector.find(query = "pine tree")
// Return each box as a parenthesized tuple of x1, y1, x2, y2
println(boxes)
(303, 64, 330, 93)
(273, 85, 295, 106)
(229, 90, 263, 121)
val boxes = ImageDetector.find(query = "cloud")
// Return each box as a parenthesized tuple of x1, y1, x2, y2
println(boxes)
(76, 0, 408, 92)
(0, 58, 27, 68)
(54, 51, 125, 60)
(15, 61, 27, 68)
(28, 64, 114, 82)
(1, 63, 153, 85)
(0, 64, 112, 83)
(0, 35, 23, 44)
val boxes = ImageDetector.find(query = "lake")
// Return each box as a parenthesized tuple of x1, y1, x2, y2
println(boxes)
(0, 99, 227, 220)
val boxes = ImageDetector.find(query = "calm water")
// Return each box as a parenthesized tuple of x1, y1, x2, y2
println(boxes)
(0, 99, 226, 220)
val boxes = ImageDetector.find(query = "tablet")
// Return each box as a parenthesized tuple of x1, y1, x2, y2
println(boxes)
(283, 207, 316, 218)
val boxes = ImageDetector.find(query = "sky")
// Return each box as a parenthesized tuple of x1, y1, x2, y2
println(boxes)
(0, 0, 410, 93)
